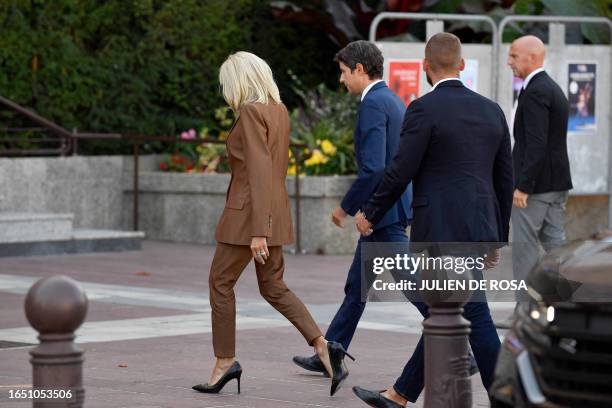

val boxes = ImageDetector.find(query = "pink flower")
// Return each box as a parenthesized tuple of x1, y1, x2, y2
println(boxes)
(181, 129, 196, 140)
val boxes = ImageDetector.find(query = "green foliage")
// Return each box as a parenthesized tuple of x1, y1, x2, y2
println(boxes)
(429, 0, 463, 14)
(292, 118, 356, 176)
(158, 106, 234, 173)
(0, 0, 342, 154)
(246, 1, 342, 108)
(158, 74, 360, 176)
(508, 0, 611, 43)
(158, 152, 194, 172)
(6, 0, 607, 158)
(288, 74, 359, 176)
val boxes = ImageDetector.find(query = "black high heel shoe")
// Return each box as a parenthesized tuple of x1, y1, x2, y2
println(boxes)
(327, 341, 355, 396)
(192, 361, 242, 394)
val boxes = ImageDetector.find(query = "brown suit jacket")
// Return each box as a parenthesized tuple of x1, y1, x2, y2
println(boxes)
(215, 102, 295, 246)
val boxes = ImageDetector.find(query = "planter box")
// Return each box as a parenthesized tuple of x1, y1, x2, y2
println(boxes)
(123, 172, 360, 255)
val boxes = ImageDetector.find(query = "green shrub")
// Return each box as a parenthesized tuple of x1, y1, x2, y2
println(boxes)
(288, 74, 359, 176)
(0, 0, 341, 154)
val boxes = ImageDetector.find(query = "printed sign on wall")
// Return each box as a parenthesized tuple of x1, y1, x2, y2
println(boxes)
(568, 62, 596, 134)
(388, 60, 421, 106)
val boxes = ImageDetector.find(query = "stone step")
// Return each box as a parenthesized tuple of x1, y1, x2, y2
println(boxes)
(0, 229, 145, 257)
(0, 213, 74, 243)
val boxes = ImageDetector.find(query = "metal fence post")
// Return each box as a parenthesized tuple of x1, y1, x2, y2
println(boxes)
(133, 142, 140, 231)
(294, 148, 302, 254)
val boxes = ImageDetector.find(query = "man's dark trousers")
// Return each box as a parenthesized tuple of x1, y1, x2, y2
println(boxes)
(324, 221, 428, 350)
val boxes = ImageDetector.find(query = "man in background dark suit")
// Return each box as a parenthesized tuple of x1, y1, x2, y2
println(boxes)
(353, 33, 513, 407)
(508, 35, 572, 294)
(292, 40, 429, 381)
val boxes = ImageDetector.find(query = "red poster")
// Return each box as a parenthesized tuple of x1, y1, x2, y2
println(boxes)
(388, 60, 421, 106)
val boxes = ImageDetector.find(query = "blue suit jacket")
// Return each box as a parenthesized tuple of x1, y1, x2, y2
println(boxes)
(363, 80, 513, 242)
(340, 81, 413, 230)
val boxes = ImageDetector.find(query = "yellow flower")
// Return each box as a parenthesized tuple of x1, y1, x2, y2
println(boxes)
(304, 149, 329, 167)
(320, 139, 337, 156)
(287, 164, 297, 175)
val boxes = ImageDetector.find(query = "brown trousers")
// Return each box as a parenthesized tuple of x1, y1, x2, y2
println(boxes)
(209, 243, 322, 357)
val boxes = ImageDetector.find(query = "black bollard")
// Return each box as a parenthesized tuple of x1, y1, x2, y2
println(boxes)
(421, 256, 473, 408)
(24, 275, 88, 408)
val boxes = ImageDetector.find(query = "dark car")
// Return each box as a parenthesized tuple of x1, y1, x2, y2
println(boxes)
(490, 240, 612, 408)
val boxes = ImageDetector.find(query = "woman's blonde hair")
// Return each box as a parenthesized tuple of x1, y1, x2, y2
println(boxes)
(219, 51, 281, 112)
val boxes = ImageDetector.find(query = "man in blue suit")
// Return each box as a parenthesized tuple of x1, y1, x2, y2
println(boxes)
(292, 40, 428, 379)
(354, 33, 513, 407)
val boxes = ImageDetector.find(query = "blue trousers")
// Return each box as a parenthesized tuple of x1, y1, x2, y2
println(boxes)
(393, 271, 501, 402)
(325, 222, 428, 350)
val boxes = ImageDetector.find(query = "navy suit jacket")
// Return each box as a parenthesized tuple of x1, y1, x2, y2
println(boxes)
(363, 80, 513, 243)
(340, 81, 412, 230)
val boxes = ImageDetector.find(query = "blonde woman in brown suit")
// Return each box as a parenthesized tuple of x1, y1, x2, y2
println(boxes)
(192, 51, 353, 397)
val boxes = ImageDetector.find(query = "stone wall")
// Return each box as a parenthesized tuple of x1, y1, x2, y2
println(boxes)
(123, 171, 610, 253)
(122, 173, 361, 255)
(0, 155, 158, 230)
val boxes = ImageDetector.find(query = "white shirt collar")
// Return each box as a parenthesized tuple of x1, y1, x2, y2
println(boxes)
(522, 67, 545, 90)
(361, 80, 384, 101)
(431, 77, 461, 92)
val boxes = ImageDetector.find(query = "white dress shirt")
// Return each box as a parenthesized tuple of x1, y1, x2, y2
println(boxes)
(510, 68, 545, 137)
(431, 77, 461, 92)
(522, 67, 545, 91)
(361, 79, 384, 101)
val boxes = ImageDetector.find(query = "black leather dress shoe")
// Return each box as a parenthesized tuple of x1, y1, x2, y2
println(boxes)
(352, 386, 404, 408)
(292, 354, 329, 377)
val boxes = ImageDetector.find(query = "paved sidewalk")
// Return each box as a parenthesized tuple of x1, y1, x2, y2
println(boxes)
(0, 241, 511, 407)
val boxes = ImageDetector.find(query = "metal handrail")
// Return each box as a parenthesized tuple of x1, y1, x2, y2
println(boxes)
(1, 127, 49, 132)
(369, 12, 499, 99)
(0, 95, 73, 155)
